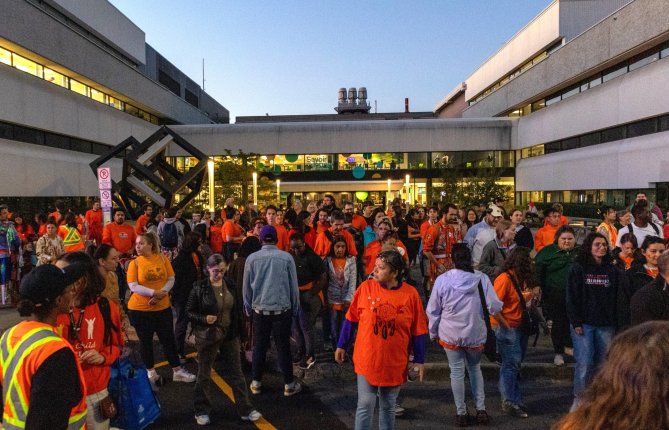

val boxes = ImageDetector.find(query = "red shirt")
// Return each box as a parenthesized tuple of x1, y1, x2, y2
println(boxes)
(222, 220, 243, 243)
(274, 224, 290, 251)
(135, 214, 150, 235)
(346, 279, 428, 386)
(288, 228, 317, 250)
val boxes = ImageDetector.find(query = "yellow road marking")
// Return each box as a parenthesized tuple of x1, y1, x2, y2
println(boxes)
(154, 351, 277, 429)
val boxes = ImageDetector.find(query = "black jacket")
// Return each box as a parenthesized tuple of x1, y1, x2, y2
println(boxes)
(186, 277, 243, 341)
(566, 261, 625, 328)
(171, 249, 205, 305)
(514, 225, 534, 250)
(630, 276, 669, 326)
(618, 263, 654, 328)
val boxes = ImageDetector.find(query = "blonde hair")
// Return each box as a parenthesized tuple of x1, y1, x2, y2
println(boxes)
(139, 232, 160, 254)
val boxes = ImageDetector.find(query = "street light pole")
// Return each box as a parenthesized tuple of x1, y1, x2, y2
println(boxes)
(252, 172, 258, 206)
(276, 179, 281, 204)
(207, 158, 215, 214)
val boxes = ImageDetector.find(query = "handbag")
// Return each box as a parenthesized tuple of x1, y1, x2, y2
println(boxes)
(476, 280, 498, 362)
(191, 324, 226, 348)
(108, 357, 161, 430)
(99, 395, 117, 420)
(509, 273, 539, 337)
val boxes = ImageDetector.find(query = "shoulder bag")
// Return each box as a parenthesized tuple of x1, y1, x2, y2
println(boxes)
(476, 280, 498, 362)
(508, 273, 539, 337)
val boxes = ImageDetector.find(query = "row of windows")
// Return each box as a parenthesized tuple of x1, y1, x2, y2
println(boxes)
(469, 41, 562, 106)
(505, 41, 669, 118)
(0, 44, 160, 125)
(520, 113, 669, 159)
(0, 120, 118, 157)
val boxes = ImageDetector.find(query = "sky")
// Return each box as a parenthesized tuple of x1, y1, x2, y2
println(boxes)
(108, 1, 552, 121)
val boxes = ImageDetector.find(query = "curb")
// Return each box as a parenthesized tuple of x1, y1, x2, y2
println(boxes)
(424, 361, 574, 381)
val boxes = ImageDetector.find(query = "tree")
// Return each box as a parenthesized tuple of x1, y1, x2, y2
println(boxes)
(434, 168, 511, 208)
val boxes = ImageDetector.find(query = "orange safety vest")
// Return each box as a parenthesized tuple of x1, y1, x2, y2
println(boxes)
(59, 225, 85, 253)
(0, 321, 87, 429)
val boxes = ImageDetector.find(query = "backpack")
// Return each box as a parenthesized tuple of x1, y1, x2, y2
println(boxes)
(161, 222, 178, 248)
(627, 222, 660, 236)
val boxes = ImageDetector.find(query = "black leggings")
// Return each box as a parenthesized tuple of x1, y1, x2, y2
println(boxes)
(129, 308, 181, 369)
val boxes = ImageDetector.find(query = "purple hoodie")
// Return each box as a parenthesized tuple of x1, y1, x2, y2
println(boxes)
(426, 269, 502, 348)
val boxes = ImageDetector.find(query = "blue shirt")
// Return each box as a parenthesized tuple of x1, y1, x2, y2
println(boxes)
(243, 244, 299, 314)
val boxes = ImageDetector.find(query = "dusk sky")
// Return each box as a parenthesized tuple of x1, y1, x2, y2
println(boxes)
(108, 1, 551, 121)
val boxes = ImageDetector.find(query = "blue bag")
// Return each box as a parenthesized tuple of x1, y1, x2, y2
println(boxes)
(108, 357, 161, 430)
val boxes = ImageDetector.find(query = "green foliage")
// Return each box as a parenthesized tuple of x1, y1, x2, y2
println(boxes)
(434, 169, 511, 208)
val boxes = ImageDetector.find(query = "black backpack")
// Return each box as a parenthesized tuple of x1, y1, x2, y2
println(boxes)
(627, 222, 660, 236)
(161, 222, 179, 248)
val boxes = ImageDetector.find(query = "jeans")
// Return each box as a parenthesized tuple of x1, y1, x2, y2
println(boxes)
(494, 326, 528, 406)
(172, 301, 188, 356)
(444, 348, 485, 415)
(292, 292, 321, 358)
(129, 308, 181, 369)
(85, 388, 110, 430)
(570, 324, 614, 399)
(354, 374, 401, 430)
(329, 306, 349, 351)
(252, 310, 294, 384)
(194, 337, 254, 417)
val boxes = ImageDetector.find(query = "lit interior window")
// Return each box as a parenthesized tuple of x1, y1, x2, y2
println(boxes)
(70, 79, 88, 96)
(44, 67, 68, 88)
(108, 96, 124, 110)
(90, 88, 107, 103)
(0, 47, 10, 65)
(12, 53, 42, 77)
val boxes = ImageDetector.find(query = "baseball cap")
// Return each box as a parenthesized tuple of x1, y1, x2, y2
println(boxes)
(488, 204, 504, 217)
(259, 225, 278, 242)
(20, 263, 87, 306)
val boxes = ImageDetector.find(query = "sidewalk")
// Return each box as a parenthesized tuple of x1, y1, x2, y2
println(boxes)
(0, 307, 21, 335)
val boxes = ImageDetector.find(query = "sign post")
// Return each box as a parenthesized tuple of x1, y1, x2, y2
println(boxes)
(97, 167, 113, 224)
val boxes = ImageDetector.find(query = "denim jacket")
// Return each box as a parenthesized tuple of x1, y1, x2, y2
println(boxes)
(242, 244, 299, 314)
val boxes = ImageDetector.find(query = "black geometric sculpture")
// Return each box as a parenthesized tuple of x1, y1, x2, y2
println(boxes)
(89, 126, 208, 219)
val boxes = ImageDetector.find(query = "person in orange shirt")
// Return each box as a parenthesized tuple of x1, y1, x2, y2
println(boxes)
(265, 205, 289, 251)
(343, 201, 366, 233)
(312, 208, 331, 235)
(102, 210, 136, 256)
(84, 200, 104, 245)
(58, 212, 85, 253)
(335, 250, 428, 429)
(422, 204, 463, 291)
(491, 247, 541, 418)
(313, 212, 358, 258)
(48, 199, 65, 225)
(535, 207, 562, 253)
(363, 219, 408, 276)
(135, 204, 153, 235)
(222, 208, 245, 260)
(210, 217, 224, 254)
(288, 211, 317, 250)
(596, 205, 618, 251)
(552, 203, 570, 226)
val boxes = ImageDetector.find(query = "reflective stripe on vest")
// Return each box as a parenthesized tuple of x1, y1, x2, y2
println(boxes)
(62, 226, 81, 246)
(0, 324, 87, 430)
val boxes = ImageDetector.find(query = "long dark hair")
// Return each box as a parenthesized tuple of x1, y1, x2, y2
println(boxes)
(328, 235, 349, 258)
(57, 252, 106, 306)
(576, 232, 612, 267)
(501, 246, 536, 288)
(452, 243, 474, 273)
(294, 211, 312, 235)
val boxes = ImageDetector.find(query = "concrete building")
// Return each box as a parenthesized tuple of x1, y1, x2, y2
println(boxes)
(0, 0, 228, 209)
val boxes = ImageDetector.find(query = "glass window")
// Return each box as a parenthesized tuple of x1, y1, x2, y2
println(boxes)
(629, 51, 659, 71)
(602, 64, 627, 82)
(304, 154, 333, 171)
(659, 115, 669, 131)
(125, 104, 140, 117)
(14, 125, 44, 146)
(0, 122, 13, 139)
(661, 44, 669, 59)
(140, 110, 151, 122)
(561, 85, 580, 100)
(521, 145, 544, 159)
(531, 99, 545, 111)
(69, 79, 88, 96)
(407, 152, 428, 169)
(149, 115, 160, 125)
(70, 138, 92, 153)
(108, 96, 124, 111)
(0, 47, 11, 65)
(90, 88, 107, 104)
(45, 133, 70, 150)
(274, 154, 304, 172)
(544, 142, 561, 154)
(600, 126, 625, 143)
(561, 137, 580, 150)
(580, 132, 600, 148)
(589, 75, 602, 88)
(12, 53, 42, 77)
(43, 68, 68, 88)
(545, 94, 561, 106)
(627, 118, 657, 138)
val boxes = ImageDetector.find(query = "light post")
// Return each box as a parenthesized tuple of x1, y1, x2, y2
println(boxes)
(276, 179, 281, 203)
(207, 158, 215, 214)
(252, 172, 258, 206)
(387, 178, 391, 205)
(405, 174, 411, 204)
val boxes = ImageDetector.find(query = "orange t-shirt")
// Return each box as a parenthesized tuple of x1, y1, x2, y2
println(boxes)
(315, 222, 330, 235)
(313, 229, 358, 258)
(351, 214, 367, 232)
(210, 224, 223, 253)
(85, 209, 103, 237)
(135, 214, 150, 235)
(620, 254, 634, 270)
(490, 271, 532, 329)
(419, 220, 433, 239)
(274, 224, 290, 251)
(288, 228, 317, 250)
(534, 224, 560, 253)
(127, 253, 175, 311)
(48, 210, 63, 225)
(363, 240, 409, 276)
(346, 279, 428, 386)
(58, 225, 85, 253)
(102, 222, 136, 255)
(222, 220, 242, 243)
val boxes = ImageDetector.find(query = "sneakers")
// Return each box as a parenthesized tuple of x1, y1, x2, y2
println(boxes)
(147, 368, 163, 386)
(241, 410, 262, 422)
(476, 409, 490, 424)
(394, 403, 405, 417)
(284, 381, 302, 396)
(502, 401, 528, 418)
(195, 414, 210, 426)
(299, 356, 316, 370)
(250, 380, 262, 395)
(454, 414, 468, 427)
(554, 354, 565, 366)
(173, 368, 196, 383)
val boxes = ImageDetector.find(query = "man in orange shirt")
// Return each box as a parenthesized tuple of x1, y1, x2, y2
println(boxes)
(84, 200, 103, 245)
(102, 209, 136, 305)
(343, 201, 366, 232)
(265, 205, 289, 251)
(422, 204, 463, 291)
(535, 207, 561, 253)
(48, 199, 66, 225)
(134, 204, 153, 235)
(313, 211, 358, 258)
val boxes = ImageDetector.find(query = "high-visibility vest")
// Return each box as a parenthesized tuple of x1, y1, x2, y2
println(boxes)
(60, 225, 85, 253)
(0, 321, 87, 429)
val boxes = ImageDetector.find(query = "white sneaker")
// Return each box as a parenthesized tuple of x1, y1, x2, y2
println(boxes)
(284, 381, 302, 396)
(250, 380, 262, 395)
(394, 403, 405, 417)
(173, 368, 196, 383)
(241, 410, 262, 422)
(147, 369, 160, 382)
(195, 414, 210, 425)
(554, 354, 565, 366)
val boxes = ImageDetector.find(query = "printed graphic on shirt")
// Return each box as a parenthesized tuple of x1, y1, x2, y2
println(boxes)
(371, 300, 410, 340)
(145, 267, 165, 282)
(86, 317, 96, 340)
(585, 274, 610, 288)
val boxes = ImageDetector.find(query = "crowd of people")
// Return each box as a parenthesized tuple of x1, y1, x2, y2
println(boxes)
(0, 190, 668, 429)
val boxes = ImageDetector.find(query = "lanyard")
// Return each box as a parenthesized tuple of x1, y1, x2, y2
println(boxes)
(68, 307, 86, 341)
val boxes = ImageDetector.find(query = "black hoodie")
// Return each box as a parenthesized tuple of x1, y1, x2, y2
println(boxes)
(630, 276, 669, 326)
(618, 263, 655, 328)
(566, 261, 626, 328)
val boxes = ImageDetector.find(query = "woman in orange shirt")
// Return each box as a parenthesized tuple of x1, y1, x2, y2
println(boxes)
(492, 247, 540, 419)
(335, 250, 427, 430)
(612, 233, 638, 270)
(209, 217, 224, 254)
(363, 219, 408, 277)
(222, 209, 245, 262)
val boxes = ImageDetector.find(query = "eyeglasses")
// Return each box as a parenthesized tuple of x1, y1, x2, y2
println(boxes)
(208, 268, 224, 275)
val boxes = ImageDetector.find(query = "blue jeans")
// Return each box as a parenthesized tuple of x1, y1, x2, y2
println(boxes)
(291, 292, 321, 358)
(494, 326, 528, 406)
(329, 306, 349, 351)
(444, 348, 485, 415)
(354, 374, 401, 430)
(570, 324, 614, 399)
